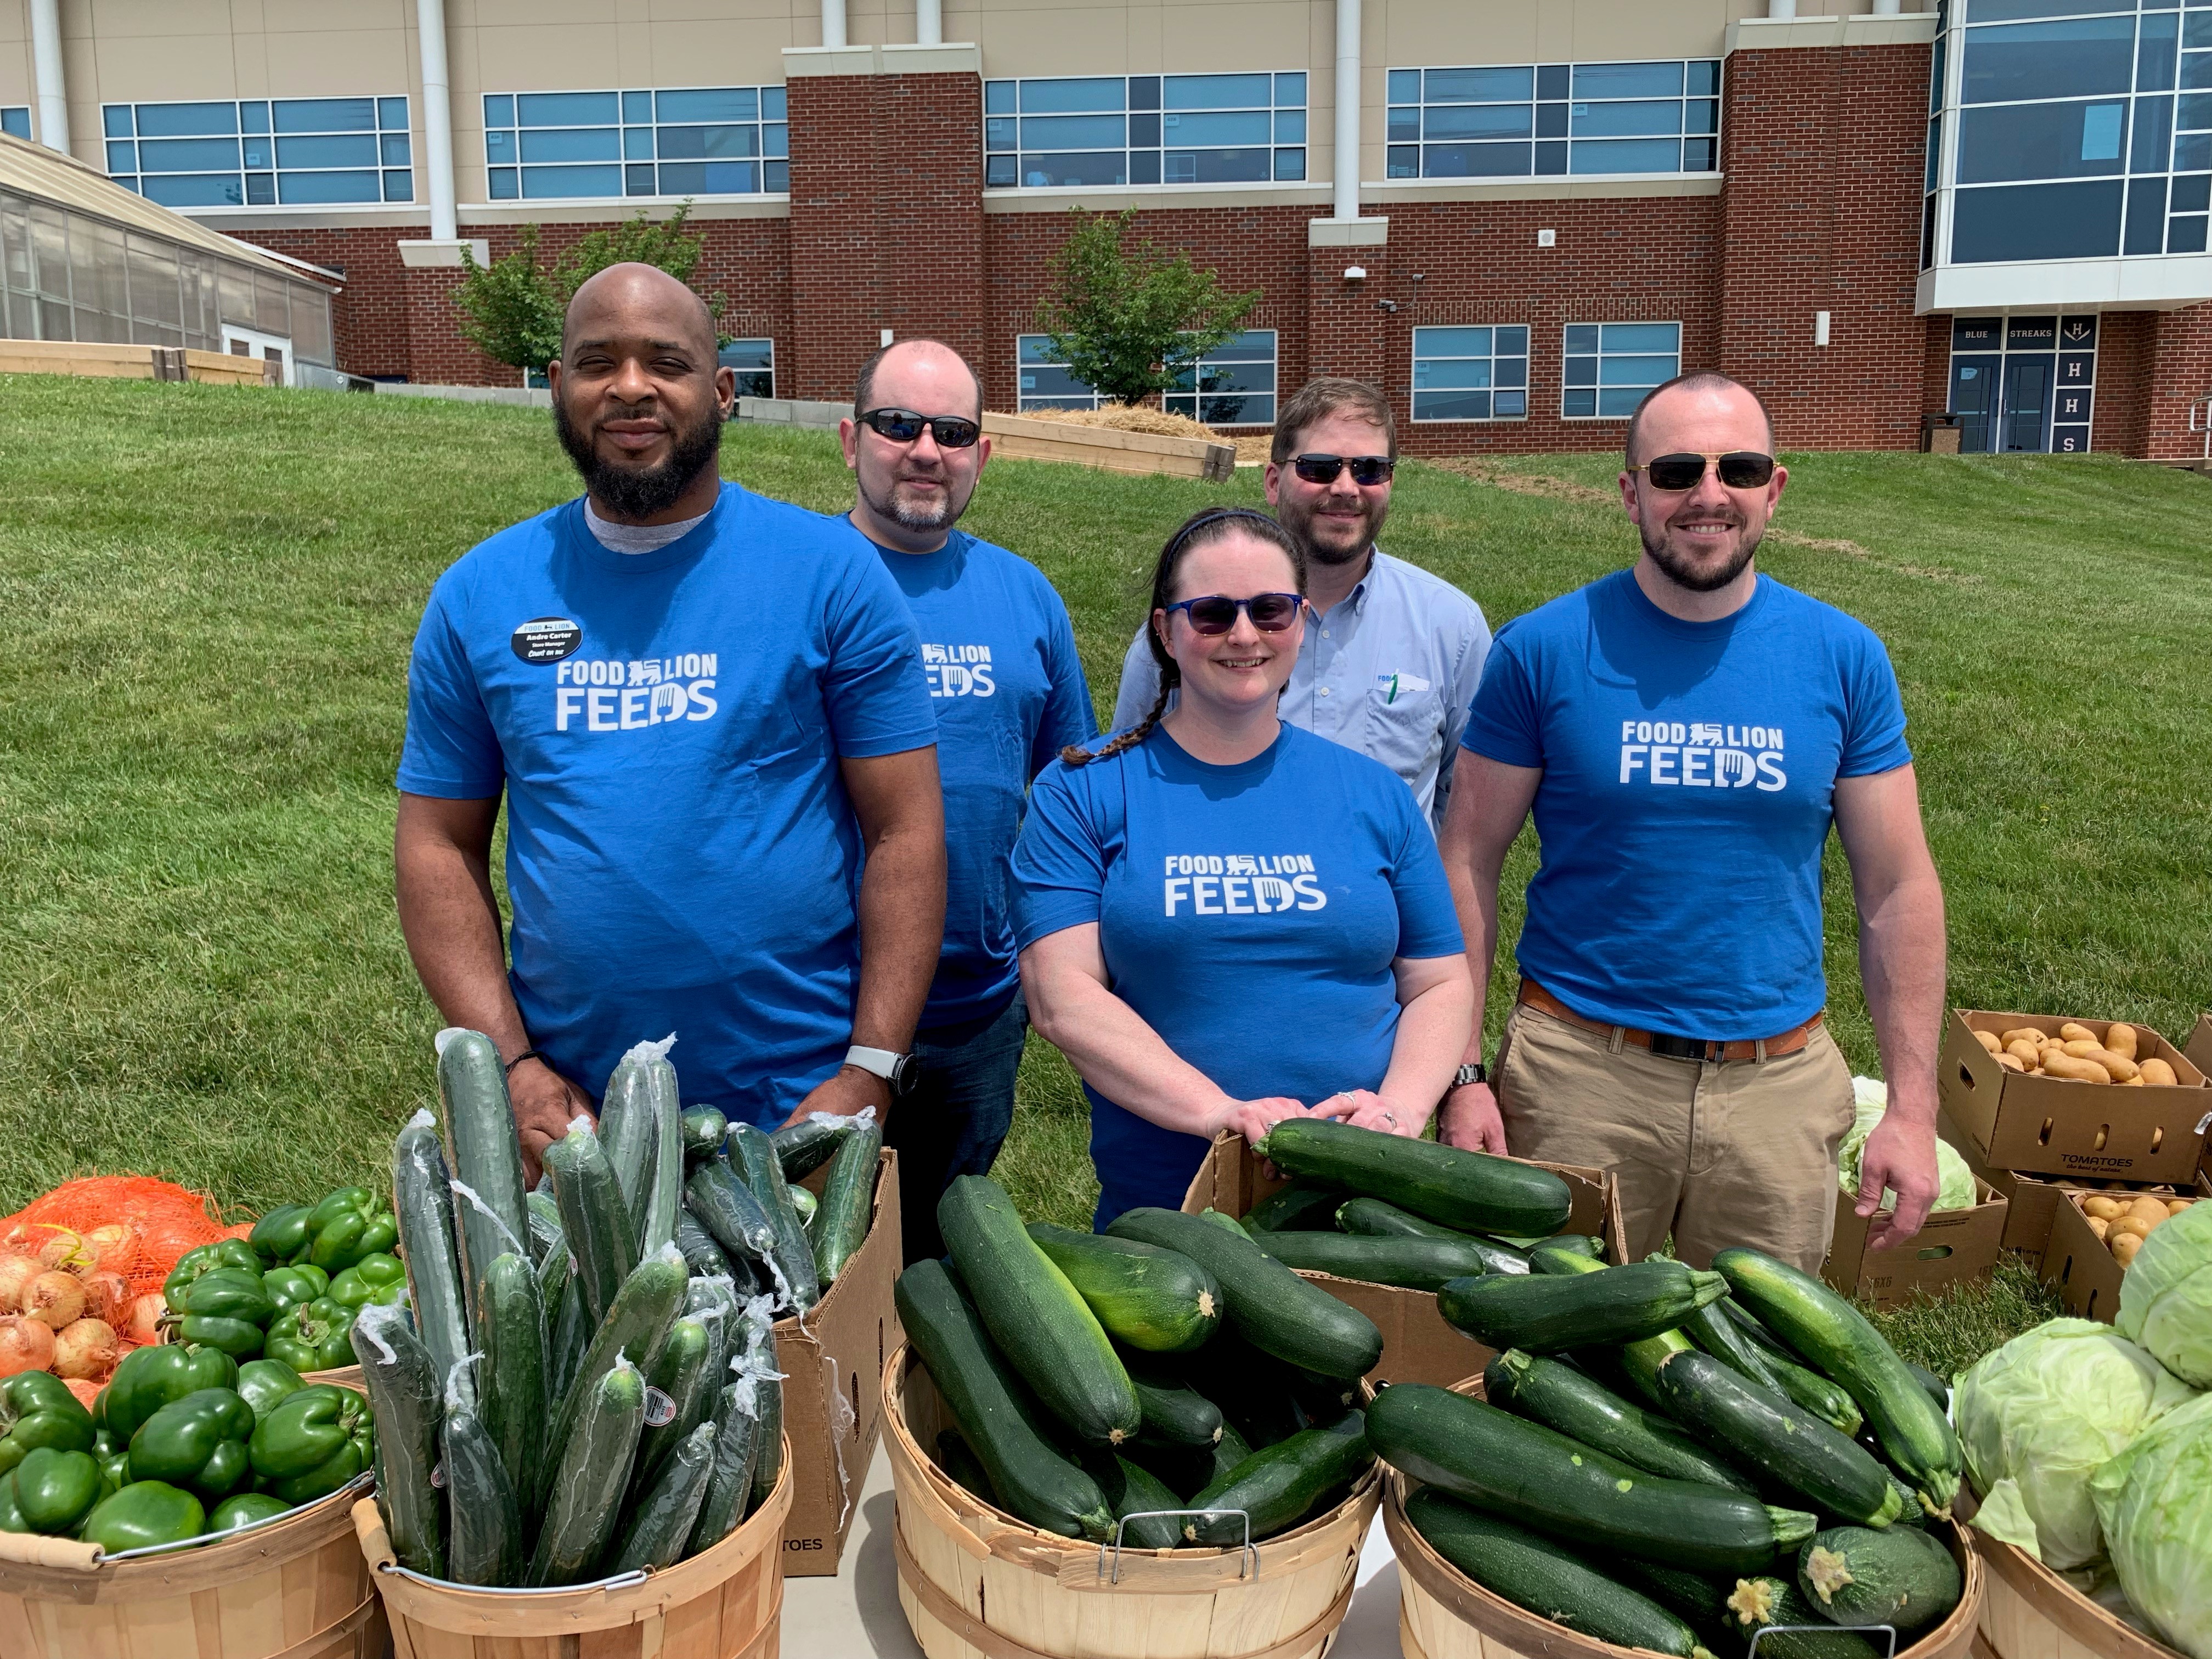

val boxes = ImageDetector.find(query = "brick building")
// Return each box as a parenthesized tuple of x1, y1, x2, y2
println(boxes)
(5, 0, 2209, 457)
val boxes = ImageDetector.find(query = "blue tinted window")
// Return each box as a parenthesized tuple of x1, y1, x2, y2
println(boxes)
(521, 127, 622, 162)
(659, 88, 756, 122)
(1413, 324, 1532, 422)
(1572, 138, 1684, 172)
(104, 106, 134, 137)
(1023, 114, 1125, 148)
(384, 169, 413, 201)
(523, 163, 623, 198)
(277, 133, 379, 168)
(1963, 18, 2135, 104)
(992, 72, 1310, 189)
(106, 141, 137, 172)
(142, 173, 246, 206)
(985, 81, 1015, 115)
(1959, 99, 2129, 179)
(1386, 59, 1716, 180)
(1561, 322, 1679, 419)
(137, 103, 238, 137)
(1572, 100, 1683, 137)
(1388, 69, 1420, 103)
(139, 137, 242, 171)
(1601, 322, 1680, 353)
(1686, 60, 1720, 97)
(483, 95, 515, 127)
(1427, 105, 1533, 139)
(1276, 74, 1306, 105)
(379, 97, 408, 130)
(1022, 78, 1123, 113)
(278, 170, 382, 204)
(1967, 0, 2128, 18)
(1162, 328, 1277, 424)
(1426, 66, 1532, 103)
(1575, 62, 1683, 99)
(1275, 110, 1305, 142)
(623, 91, 654, 122)
(519, 92, 620, 126)
(1166, 74, 1271, 108)
(1951, 178, 2124, 257)
(487, 86, 785, 195)
(274, 98, 375, 133)
(762, 87, 786, 120)
(1164, 110, 1270, 145)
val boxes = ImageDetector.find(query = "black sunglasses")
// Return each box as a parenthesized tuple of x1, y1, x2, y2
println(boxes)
(857, 407, 982, 448)
(1291, 453, 1395, 486)
(1163, 592, 1305, 635)
(1629, 451, 1777, 492)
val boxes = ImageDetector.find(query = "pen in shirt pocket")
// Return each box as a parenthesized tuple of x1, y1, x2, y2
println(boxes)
(1375, 671, 1433, 704)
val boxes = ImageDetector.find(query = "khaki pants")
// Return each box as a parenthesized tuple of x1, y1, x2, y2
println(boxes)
(1496, 1002, 1855, 1273)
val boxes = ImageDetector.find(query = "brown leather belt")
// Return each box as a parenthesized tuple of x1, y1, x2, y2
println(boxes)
(1517, 979, 1823, 1063)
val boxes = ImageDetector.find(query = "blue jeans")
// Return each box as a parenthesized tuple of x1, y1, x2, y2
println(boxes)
(886, 990, 1030, 1263)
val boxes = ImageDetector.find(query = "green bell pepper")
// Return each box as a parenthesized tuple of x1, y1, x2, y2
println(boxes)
(103, 1343, 239, 1444)
(81, 1481, 206, 1553)
(12, 1447, 103, 1535)
(0, 1474, 27, 1534)
(0, 1373, 96, 1477)
(169, 1314, 264, 1359)
(249, 1384, 371, 1482)
(99, 1449, 131, 1497)
(210, 1491, 291, 1533)
(249, 1205, 313, 1266)
(326, 1252, 408, 1310)
(303, 1188, 399, 1275)
(262, 1265, 329, 1314)
(162, 1239, 261, 1311)
(265, 1299, 357, 1374)
(127, 1387, 256, 1504)
(179, 1265, 276, 1328)
(234, 1358, 308, 1423)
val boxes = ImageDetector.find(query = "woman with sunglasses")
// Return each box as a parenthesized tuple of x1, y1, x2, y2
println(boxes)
(1012, 507, 1474, 1227)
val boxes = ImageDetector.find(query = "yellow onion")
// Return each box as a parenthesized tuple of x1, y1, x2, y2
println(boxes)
(0, 1315, 56, 1376)
(52, 1317, 119, 1380)
(81, 1223, 139, 1274)
(78, 1269, 129, 1324)
(34, 1228, 94, 1276)
(0, 1252, 40, 1313)
(22, 1270, 86, 1330)
(121, 1292, 167, 1347)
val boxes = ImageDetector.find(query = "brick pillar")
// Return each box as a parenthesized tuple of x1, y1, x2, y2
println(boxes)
(1718, 44, 1931, 449)
(1305, 219, 1389, 396)
(786, 57, 985, 401)
(2140, 303, 2212, 460)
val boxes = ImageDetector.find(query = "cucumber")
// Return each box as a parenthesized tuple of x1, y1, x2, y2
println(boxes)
(1027, 1223, 1222, 1354)
(526, 1191, 564, 1267)
(689, 1377, 766, 1555)
(393, 1109, 476, 1413)
(728, 1124, 821, 1313)
(544, 1115, 637, 1330)
(1713, 1249, 1961, 1515)
(1245, 1180, 1345, 1233)
(1122, 1356, 1224, 1448)
(1256, 1120, 1572, 1237)
(1336, 1198, 1533, 1274)
(1083, 1450, 1186, 1550)
(791, 1187, 817, 1228)
(610, 1420, 717, 1573)
(772, 1113, 857, 1181)
(529, 1357, 647, 1586)
(1184, 1410, 1372, 1544)
(1796, 1524, 1961, 1634)
(347, 1304, 445, 1578)
(681, 1277, 742, 1428)
(633, 1316, 712, 1494)
(1407, 1488, 1718, 1659)
(684, 1160, 776, 1273)
(1721, 1300, 1865, 1436)
(437, 1029, 534, 1318)
(940, 1177, 1139, 1446)
(1107, 1207, 1383, 1380)
(1438, 1260, 1730, 1353)
(541, 1246, 689, 1496)
(935, 1430, 996, 1504)
(1728, 1576, 1884, 1659)
(740, 1296, 783, 1519)
(473, 1252, 549, 1525)
(1652, 1351, 1903, 1527)
(1249, 1229, 1500, 1291)
(894, 1259, 1115, 1541)
(638, 1080, 684, 1259)
(811, 1119, 883, 1286)
(441, 1400, 523, 1587)
(675, 1211, 747, 1290)
(548, 1270, 589, 1406)
(537, 1228, 571, 1313)
(681, 1107, 729, 1165)
(1484, 1348, 1754, 1493)
(601, 1036, 679, 1223)
(1365, 1384, 1818, 1575)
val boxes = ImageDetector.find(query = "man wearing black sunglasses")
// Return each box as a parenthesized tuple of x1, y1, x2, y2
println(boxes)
(839, 339, 1097, 1262)
(1110, 377, 1491, 831)
(1438, 370, 1947, 1277)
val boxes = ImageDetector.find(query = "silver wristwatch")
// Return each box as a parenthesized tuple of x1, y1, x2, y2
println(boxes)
(1452, 1063, 1488, 1089)
(844, 1043, 918, 1095)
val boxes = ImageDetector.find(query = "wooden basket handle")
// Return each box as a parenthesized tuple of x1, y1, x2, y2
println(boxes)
(351, 1496, 396, 1572)
(0, 1530, 101, 1570)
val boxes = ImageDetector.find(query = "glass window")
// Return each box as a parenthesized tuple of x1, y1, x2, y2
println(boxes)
(1164, 329, 1277, 425)
(1412, 324, 1530, 421)
(1, 108, 29, 141)
(1951, 178, 2124, 258)
(1561, 321, 1679, 419)
(483, 86, 787, 198)
(1386, 59, 1719, 179)
(1962, 18, 2136, 103)
(985, 74, 1306, 187)
(1015, 334, 1103, 410)
(718, 338, 774, 399)
(105, 97, 410, 206)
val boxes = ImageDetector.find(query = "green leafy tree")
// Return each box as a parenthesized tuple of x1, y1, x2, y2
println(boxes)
(453, 204, 727, 374)
(1030, 208, 1260, 408)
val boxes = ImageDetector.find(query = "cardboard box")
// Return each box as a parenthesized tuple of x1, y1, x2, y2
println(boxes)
(1937, 1107, 2188, 1268)
(1180, 1131, 1624, 1387)
(1824, 1176, 2007, 1308)
(2044, 1175, 2211, 1326)
(2190, 1014, 2212, 1182)
(774, 1147, 901, 1576)
(1938, 1011, 2210, 1183)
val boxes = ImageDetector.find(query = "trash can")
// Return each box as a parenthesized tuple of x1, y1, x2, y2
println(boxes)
(1923, 413, 1964, 454)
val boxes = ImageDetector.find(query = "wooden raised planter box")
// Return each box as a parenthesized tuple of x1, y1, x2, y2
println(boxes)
(983, 411, 1237, 482)
(0, 338, 270, 386)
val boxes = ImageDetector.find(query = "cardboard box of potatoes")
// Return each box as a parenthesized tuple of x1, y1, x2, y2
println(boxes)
(2077, 1189, 2197, 1267)
(1972, 1018, 2179, 1085)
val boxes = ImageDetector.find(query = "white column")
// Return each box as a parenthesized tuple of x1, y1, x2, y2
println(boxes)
(822, 0, 849, 50)
(29, 0, 69, 155)
(1871, 0, 1903, 13)
(1333, 0, 1360, 221)
(1768, 0, 1797, 18)
(415, 0, 458, 240)
(916, 0, 942, 47)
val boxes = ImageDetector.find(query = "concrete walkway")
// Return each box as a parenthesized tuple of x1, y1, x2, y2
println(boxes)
(781, 1439, 1407, 1657)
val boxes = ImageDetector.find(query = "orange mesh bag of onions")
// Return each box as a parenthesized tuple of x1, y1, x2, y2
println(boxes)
(1, 1176, 233, 1348)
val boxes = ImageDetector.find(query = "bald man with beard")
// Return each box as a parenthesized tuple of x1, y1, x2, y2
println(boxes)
(394, 263, 946, 1177)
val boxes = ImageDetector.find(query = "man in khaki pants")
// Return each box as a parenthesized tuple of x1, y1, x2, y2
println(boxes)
(1434, 371, 1946, 1271)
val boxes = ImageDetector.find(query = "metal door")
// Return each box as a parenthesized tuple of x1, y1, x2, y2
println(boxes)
(2001, 357, 2053, 452)
(1950, 356, 2000, 453)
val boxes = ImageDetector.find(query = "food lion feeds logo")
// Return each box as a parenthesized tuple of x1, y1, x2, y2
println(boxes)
(1163, 853, 1327, 917)
(552, 652, 720, 731)
(1619, 720, 1786, 792)
(922, 642, 995, 698)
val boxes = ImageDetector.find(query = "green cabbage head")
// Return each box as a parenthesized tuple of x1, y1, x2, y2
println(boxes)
(2090, 1389, 2212, 1657)
(2117, 1198, 2212, 1387)
(1957, 1318, 2194, 1567)
(1837, 1080, 1977, 1212)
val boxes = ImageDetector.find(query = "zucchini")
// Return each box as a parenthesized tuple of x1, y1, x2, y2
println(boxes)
(541, 1245, 689, 1495)
(441, 1398, 523, 1587)
(684, 1160, 776, 1274)
(1905, 1361, 1950, 1415)
(1652, 1351, 1902, 1527)
(727, 1124, 822, 1314)
(1438, 1260, 1729, 1353)
(1184, 1410, 1372, 1545)
(935, 1430, 996, 1504)
(545, 1114, 637, 1330)
(811, 1119, 883, 1285)
(689, 1376, 766, 1555)
(1256, 1120, 1572, 1237)
(633, 1316, 712, 1494)
(894, 1258, 1114, 1541)
(1728, 1576, 1884, 1659)
(1336, 1198, 1532, 1274)
(1122, 1356, 1224, 1448)
(393, 1108, 475, 1413)
(1245, 1180, 1345, 1233)
(1612, 1556, 1738, 1630)
(1407, 1488, 1718, 1659)
(1887, 1471, 1931, 1527)
(1365, 1384, 1818, 1575)
(1796, 1524, 1962, 1634)
(1620, 1328, 1696, 1409)
(1713, 1249, 1961, 1515)
(772, 1111, 859, 1181)
(638, 1079, 684, 1259)
(600, 1036, 678, 1223)
(347, 1303, 445, 1578)
(1722, 1300, 1864, 1436)
(681, 1106, 729, 1165)
(940, 1177, 1139, 1446)
(529, 1356, 646, 1587)
(1249, 1229, 1500, 1291)
(1107, 1207, 1383, 1380)
(1534, 1233, 1605, 1259)
(1679, 1296, 1787, 1395)
(1027, 1223, 1221, 1353)
(473, 1251, 549, 1525)
(1083, 1450, 1186, 1550)
(437, 1029, 534, 1316)
(1484, 1348, 1753, 1493)
(610, 1421, 717, 1573)
(1531, 1243, 1606, 1276)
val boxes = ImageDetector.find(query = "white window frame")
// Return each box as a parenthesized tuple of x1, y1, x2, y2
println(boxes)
(719, 337, 775, 399)
(1560, 320, 1680, 421)
(1410, 325, 1531, 423)
(1, 107, 31, 143)
(1384, 58, 1720, 184)
(1015, 335, 1102, 411)
(102, 97, 411, 210)
(223, 324, 294, 387)
(483, 86, 788, 205)
(985, 73, 1308, 191)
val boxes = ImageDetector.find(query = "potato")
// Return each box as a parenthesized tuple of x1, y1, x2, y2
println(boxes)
(2084, 1194, 2127, 1220)
(1997, 1053, 2026, 1073)
(2001, 1026, 2048, 1047)
(2113, 1231, 2144, 1267)
(2104, 1022, 2139, 1061)
(2006, 1040, 2043, 1069)
(2044, 1052, 2112, 1084)
(2095, 1050, 2141, 1082)
(2120, 1075, 2145, 1086)
(2061, 1023, 2100, 1045)
(2111, 1214, 2160, 1240)
(2087, 1216, 2111, 1240)
(1975, 1029, 2005, 1055)
(2169, 1199, 2195, 1215)
(2140, 1057, 2179, 1087)
(2128, 1195, 2173, 1224)
(2062, 1039, 2107, 1060)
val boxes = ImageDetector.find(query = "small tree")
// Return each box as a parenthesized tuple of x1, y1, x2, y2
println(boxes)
(1030, 209, 1260, 408)
(453, 204, 726, 375)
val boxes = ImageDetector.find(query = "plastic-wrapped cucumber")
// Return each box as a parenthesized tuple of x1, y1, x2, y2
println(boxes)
(639, 1072, 684, 1259)
(681, 1279, 741, 1441)
(601, 1034, 679, 1223)
(475, 1252, 549, 1523)
(442, 1386, 523, 1586)
(612, 1420, 718, 1572)
(729, 1123, 821, 1314)
(349, 1302, 445, 1578)
(685, 1161, 777, 1274)
(676, 1211, 749, 1291)
(811, 1118, 883, 1286)
(544, 1113, 636, 1330)
(690, 1314, 783, 1554)
(681, 1107, 728, 1165)
(548, 1269, 589, 1407)
(633, 1316, 711, 1493)
(541, 1245, 690, 1492)
(436, 1028, 534, 1318)
(529, 1356, 646, 1586)
(394, 1108, 475, 1413)
(738, 1297, 785, 1519)
(525, 1190, 564, 1267)
(771, 1109, 868, 1181)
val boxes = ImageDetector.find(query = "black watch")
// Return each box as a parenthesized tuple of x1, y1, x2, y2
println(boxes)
(1452, 1063, 1488, 1089)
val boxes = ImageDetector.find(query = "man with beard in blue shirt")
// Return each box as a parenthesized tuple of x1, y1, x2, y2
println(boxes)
(838, 340, 1096, 1261)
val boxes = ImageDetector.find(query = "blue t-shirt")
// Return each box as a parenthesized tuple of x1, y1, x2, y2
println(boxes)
(397, 483, 939, 1126)
(1462, 569, 1912, 1039)
(865, 527, 1097, 1030)
(1013, 724, 1464, 1227)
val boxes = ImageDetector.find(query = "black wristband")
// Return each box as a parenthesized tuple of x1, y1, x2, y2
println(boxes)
(504, 1048, 552, 1077)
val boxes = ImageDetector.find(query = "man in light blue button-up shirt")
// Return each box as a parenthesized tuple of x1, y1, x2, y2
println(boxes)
(1110, 379, 1491, 829)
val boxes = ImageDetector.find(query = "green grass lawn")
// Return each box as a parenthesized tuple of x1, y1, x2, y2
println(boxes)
(9, 375, 2205, 1361)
